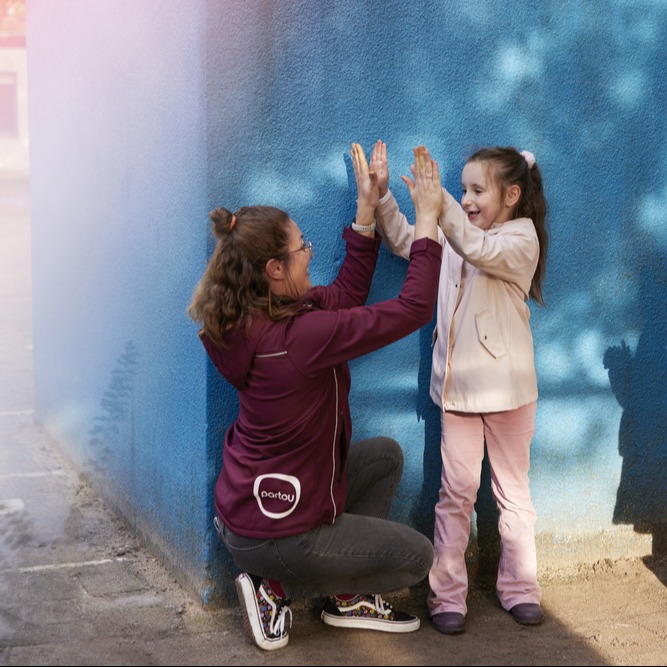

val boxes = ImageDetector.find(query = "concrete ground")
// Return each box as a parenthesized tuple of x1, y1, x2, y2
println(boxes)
(1, 179, 666, 666)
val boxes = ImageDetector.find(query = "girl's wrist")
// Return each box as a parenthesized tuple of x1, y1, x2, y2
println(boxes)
(354, 205, 376, 228)
(413, 213, 439, 242)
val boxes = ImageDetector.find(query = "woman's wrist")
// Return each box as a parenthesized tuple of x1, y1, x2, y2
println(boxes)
(351, 218, 376, 234)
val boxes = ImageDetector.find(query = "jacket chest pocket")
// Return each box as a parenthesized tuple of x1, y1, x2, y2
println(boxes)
(475, 309, 506, 358)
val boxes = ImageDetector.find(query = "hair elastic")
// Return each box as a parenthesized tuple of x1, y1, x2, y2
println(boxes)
(229, 215, 237, 231)
(520, 150, 536, 169)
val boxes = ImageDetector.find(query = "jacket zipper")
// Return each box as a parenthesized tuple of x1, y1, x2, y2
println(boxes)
(329, 367, 339, 523)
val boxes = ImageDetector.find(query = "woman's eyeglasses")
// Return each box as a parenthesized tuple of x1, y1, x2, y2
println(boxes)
(288, 239, 313, 256)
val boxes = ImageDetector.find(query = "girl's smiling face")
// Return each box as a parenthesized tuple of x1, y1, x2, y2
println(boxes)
(460, 161, 513, 230)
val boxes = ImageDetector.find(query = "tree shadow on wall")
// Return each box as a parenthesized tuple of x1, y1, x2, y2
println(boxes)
(87, 341, 141, 479)
(603, 251, 667, 587)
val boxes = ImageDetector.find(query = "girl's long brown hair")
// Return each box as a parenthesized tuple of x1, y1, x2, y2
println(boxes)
(468, 146, 549, 305)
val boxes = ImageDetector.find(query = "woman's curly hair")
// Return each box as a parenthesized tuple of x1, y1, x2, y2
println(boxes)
(187, 205, 301, 347)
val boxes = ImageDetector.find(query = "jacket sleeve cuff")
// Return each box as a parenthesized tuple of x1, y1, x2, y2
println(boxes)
(409, 236, 443, 259)
(378, 190, 393, 206)
(342, 224, 383, 251)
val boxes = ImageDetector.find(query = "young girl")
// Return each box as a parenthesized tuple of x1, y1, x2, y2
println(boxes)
(372, 142, 548, 634)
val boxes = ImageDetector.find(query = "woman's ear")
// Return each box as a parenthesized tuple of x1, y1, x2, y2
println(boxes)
(265, 257, 284, 281)
(505, 184, 521, 208)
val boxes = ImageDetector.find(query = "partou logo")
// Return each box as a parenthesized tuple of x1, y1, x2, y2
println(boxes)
(253, 473, 301, 519)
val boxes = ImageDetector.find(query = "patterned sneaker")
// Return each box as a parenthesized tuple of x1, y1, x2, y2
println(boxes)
(235, 573, 293, 651)
(321, 593, 420, 633)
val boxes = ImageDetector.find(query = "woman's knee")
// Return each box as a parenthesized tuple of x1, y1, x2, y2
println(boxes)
(408, 530, 435, 581)
(351, 436, 404, 474)
(379, 436, 403, 465)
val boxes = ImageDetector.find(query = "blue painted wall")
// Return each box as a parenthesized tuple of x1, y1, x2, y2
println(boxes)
(27, 0, 666, 604)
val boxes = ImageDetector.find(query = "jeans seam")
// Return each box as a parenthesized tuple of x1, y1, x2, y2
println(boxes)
(307, 541, 429, 570)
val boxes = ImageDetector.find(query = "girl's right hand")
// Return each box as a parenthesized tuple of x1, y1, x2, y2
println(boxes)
(401, 145, 442, 242)
(370, 140, 389, 198)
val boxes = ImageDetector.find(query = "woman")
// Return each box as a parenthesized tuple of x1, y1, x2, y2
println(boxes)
(187, 144, 443, 650)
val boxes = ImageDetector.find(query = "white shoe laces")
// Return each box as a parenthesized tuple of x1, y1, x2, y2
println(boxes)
(372, 594, 392, 616)
(260, 584, 293, 638)
(270, 603, 293, 637)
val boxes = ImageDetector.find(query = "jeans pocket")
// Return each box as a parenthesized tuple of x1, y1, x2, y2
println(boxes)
(222, 525, 271, 553)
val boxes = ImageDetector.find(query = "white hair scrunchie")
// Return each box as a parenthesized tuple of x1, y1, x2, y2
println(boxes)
(520, 150, 536, 169)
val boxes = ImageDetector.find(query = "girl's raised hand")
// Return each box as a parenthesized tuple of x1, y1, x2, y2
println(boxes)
(370, 140, 389, 198)
(401, 145, 442, 241)
(350, 143, 379, 228)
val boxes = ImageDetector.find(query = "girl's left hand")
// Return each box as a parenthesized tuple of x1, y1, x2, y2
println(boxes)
(350, 143, 379, 227)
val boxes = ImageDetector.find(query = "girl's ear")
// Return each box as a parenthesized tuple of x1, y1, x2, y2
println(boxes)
(265, 258, 284, 281)
(505, 184, 521, 208)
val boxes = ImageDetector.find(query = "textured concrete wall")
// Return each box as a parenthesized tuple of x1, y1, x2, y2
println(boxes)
(27, 0, 667, 604)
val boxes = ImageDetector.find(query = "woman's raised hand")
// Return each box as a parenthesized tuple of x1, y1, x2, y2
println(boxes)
(350, 143, 378, 228)
(370, 140, 389, 198)
(401, 145, 442, 241)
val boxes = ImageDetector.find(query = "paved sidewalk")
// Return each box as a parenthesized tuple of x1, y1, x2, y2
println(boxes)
(1, 183, 666, 666)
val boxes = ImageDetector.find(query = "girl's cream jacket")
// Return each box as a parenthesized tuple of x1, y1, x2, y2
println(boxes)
(376, 189, 539, 414)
